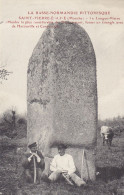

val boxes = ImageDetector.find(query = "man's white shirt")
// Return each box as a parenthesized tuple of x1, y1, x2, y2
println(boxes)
(50, 154, 76, 175)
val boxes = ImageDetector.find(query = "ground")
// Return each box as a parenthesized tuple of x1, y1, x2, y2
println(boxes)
(0, 132, 124, 195)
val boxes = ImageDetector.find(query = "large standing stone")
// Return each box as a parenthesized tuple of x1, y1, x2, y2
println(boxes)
(27, 22, 97, 180)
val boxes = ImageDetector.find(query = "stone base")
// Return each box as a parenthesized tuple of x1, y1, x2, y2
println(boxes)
(44, 147, 96, 181)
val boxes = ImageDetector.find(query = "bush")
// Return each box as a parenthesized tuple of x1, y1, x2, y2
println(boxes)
(17, 118, 27, 125)
(98, 116, 124, 135)
(0, 110, 27, 138)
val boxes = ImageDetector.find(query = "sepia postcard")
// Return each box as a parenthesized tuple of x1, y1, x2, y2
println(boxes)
(0, 0, 124, 194)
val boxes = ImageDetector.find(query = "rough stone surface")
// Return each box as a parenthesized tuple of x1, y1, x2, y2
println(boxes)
(27, 22, 97, 180)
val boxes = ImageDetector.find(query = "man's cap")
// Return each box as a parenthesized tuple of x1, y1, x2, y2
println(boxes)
(28, 142, 37, 149)
(57, 144, 67, 149)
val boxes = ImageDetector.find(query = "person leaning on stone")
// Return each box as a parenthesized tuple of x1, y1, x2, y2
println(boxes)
(48, 144, 86, 187)
(22, 142, 45, 184)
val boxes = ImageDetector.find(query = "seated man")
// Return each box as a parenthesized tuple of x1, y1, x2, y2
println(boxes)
(49, 144, 86, 187)
(22, 142, 45, 183)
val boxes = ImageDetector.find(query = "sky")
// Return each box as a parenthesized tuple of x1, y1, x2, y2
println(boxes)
(0, 0, 124, 119)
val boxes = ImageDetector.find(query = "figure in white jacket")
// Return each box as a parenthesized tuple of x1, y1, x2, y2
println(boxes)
(49, 144, 86, 187)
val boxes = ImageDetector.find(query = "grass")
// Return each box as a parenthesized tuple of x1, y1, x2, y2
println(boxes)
(0, 131, 124, 195)
(96, 132, 124, 168)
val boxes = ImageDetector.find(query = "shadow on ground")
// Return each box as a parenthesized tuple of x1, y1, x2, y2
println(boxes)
(97, 166, 124, 183)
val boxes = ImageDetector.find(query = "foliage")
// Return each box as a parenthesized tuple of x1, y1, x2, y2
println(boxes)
(0, 109, 27, 138)
(98, 116, 124, 134)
